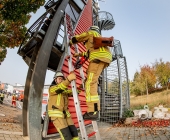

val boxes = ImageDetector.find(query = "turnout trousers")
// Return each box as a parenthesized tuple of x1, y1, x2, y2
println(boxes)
(85, 60, 109, 112)
(52, 117, 79, 140)
(12, 101, 16, 107)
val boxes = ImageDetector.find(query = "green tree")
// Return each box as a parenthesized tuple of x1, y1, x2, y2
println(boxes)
(140, 65, 156, 101)
(0, 0, 45, 22)
(107, 78, 119, 94)
(131, 65, 156, 97)
(0, 48, 7, 64)
(0, 0, 45, 63)
(130, 71, 143, 96)
(154, 59, 170, 90)
(0, 14, 28, 63)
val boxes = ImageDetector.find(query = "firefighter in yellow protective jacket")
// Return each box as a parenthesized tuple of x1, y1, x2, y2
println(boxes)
(69, 26, 112, 120)
(48, 71, 79, 140)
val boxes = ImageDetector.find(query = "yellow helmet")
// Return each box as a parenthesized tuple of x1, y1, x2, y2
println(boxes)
(89, 26, 100, 34)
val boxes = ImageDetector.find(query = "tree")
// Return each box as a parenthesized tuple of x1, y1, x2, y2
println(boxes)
(140, 65, 156, 100)
(0, 0, 45, 63)
(0, 14, 28, 63)
(131, 65, 156, 97)
(0, 0, 45, 22)
(107, 78, 119, 94)
(0, 48, 7, 63)
(130, 71, 144, 96)
(154, 59, 170, 90)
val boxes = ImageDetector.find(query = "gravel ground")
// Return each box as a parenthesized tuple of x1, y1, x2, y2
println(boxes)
(1, 99, 170, 140)
(0, 102, 22, 132)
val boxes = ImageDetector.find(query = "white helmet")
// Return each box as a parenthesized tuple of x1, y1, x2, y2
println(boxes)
(53, 71, 65, 79)
(89, 26, 100, 34)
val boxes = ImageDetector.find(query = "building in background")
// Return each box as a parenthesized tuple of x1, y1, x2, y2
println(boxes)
(0, 83, 14, 94)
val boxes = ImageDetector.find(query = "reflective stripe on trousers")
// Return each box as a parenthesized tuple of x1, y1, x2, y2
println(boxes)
(48, 109, 71, 118)
(85, 72, 99, 102)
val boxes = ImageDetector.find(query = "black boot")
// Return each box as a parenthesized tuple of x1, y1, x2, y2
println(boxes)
(68, 125, 78, 137)
(83, 111, 99, 120)
(83, 103, 99, 120)
(60, 127, 72, 140)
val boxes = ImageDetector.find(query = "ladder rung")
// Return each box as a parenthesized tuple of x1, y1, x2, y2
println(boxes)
(58, 34, 64, 38)
(77, 87, 85, 92)
(64, 13, 101, 140)
(60, 28, 64, 32)
(88, 131, 96, 137)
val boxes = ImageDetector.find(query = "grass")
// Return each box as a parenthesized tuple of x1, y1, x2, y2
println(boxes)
(130, 89, 170, 111)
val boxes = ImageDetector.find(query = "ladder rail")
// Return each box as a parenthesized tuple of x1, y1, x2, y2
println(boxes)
(92, 121, 101, 140)
(67, 15, 101, 140)
(67, 16, 86, 87)
(64, 14, 88, 140)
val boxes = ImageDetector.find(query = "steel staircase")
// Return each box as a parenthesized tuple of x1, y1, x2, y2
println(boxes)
(17, 4, 64, 71)
(100, 40, 130, 123)
(94, 11, 115, 30)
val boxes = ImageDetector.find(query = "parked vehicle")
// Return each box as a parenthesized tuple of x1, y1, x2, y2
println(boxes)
(17, 93, 24, 102)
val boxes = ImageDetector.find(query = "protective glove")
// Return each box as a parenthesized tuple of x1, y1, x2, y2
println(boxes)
(78, 84, 83, 89)
(67, 71, 76, 82)
(73, 53, 79, 57)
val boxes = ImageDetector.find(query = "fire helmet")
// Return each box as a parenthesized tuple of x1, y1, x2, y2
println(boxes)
(53, 71, 65, 79)
(89, 26, 100, 34)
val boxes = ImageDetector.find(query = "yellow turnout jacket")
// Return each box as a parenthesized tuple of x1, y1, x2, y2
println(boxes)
(70, 30, 112, 63)
(48, 79, 72, 119)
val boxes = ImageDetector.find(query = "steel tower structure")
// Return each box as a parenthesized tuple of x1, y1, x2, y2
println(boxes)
(18, 0, 130, 139)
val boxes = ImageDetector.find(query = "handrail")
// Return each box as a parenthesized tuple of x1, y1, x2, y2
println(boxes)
(17, 10, 51, 54)
(98, 11, 113, 21)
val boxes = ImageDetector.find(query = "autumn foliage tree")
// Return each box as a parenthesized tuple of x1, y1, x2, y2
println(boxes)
(131, 60, 170, 96)
(0, 0, 45, 63)
(154, 59, 170, 90)
(130, 72, 143, 96)
(140, 65, 156, 96)
(130, 65, 156, 96)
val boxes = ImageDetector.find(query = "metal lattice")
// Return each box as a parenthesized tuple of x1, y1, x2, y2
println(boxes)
(98, 39, 130, 125)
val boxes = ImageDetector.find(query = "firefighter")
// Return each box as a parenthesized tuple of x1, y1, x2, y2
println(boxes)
(48, 71, 79, 140)
(1, 93, 4, 104)
(0, 93, 3, 104)
(69, 26, 112, 120)
(11, 94, 16, 107)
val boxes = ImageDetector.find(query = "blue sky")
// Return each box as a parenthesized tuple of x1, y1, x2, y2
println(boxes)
(0, 0, 170, 86)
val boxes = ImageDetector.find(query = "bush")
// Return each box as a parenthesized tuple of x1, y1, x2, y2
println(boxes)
(131, 105, 144, 110)
(123, 108, 134, 118)
(148, 87, 166, 94)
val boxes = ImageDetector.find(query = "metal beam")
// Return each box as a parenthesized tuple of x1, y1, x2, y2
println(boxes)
(101, 71, 105, 116)
(117, 56, 123, 118)
(22, 44, 40, 136)
(27, 1, 69, 140)
(124, 57, 130, 109)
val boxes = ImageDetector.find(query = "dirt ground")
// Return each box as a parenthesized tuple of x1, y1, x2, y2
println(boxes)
(0, 103, 22, 132)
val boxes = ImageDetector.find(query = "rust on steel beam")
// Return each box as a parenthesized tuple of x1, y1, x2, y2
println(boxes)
(27, 0, 69, 140)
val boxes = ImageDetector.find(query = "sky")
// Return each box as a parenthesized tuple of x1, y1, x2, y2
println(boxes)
(0, 0, 170, 86)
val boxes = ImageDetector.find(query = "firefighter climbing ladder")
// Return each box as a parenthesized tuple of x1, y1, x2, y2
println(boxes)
(64, 14, 101, 140)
